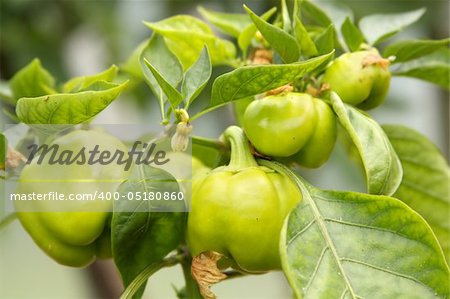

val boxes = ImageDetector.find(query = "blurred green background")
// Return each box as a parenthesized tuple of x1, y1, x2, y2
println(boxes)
(1, 0, 448, 298)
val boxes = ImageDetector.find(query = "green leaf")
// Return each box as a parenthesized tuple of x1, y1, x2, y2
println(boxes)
(384, 38, 450, 63)
(62, 65, 119, 93)
(311, 1, 353, 50)
(330, 92, 403, 196)
(237, 7, 277, 56)
(192, 136, 229, 169)
(120, 40, 148, 80)
(112, 164, 185, 298)
(144, 59, 183, 109)
(197, 6, 252, 38)
(9, 58, 55, 102)
(269, 160, 450, 299)
(16, 81, 128, 127)
(281, 0, 292, 32)
(300, 0, 331, 27)
(383, 125, 450, 263)
(314, 24, 335, 55)
(144, 15, 236, 69)
(181, 47, 212, 108)
(391, 48, 450, 89)
(293, 0, 300, 18)
(359, 8, 426, 45)
(121, 256, 182, 299)
(0, 133, 5, 171)
(140, 34, 183, 96)
(209, 51, 333, 108)
(140, 34, 183, 121)
(317, 1, 354, 28)
(293, 16, 318, 57)
(244, 5, 300, 63)
(341, 17, 365, 52)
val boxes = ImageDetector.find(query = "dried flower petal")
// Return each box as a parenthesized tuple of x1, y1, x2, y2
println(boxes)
(191, 251, 227, 299)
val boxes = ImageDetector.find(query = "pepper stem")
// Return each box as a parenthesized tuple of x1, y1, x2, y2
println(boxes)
(223, 126, 258, 170)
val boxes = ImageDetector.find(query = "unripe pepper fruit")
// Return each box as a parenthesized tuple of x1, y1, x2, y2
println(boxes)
(243, 92, 317, 157)
(15, 130, 129, 267)
(243, 92, 337, 168)
(292, 98, 337, 168)
(187, 126, 302, 272)
(321, 49, 391, 109)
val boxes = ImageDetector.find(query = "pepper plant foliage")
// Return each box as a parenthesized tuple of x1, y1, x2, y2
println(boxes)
(1, 0, 450, 298)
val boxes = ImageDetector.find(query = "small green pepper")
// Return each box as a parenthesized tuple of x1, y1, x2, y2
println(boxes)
(292, 98, 337, 168)
(15, 130, 129, 267)
(243, 92, 317, 157)
(322, 49, 391, 109)
(243, 92, 337, 168)
(187, 126, 302, 272)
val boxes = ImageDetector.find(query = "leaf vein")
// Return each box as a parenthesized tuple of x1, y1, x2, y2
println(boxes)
(323, 218, 436, 251)
(398, 180, 449, 205)
(339, 287, 349, 299)
(400, 157, 447, 173)
(228, 71, 267, 101)
(340, 257, 430, 289)
(287, 218, 316, 245)
(304, 246, 329, 292)
(305, 195, 358, 297)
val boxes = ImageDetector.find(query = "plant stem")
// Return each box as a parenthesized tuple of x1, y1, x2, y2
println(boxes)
(119, 254, 184, 299)
(181, 256, 203, 299)
(222, 126, 257, 170)
(189, 104, 224, 122)
(0, 213, 17, 230)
